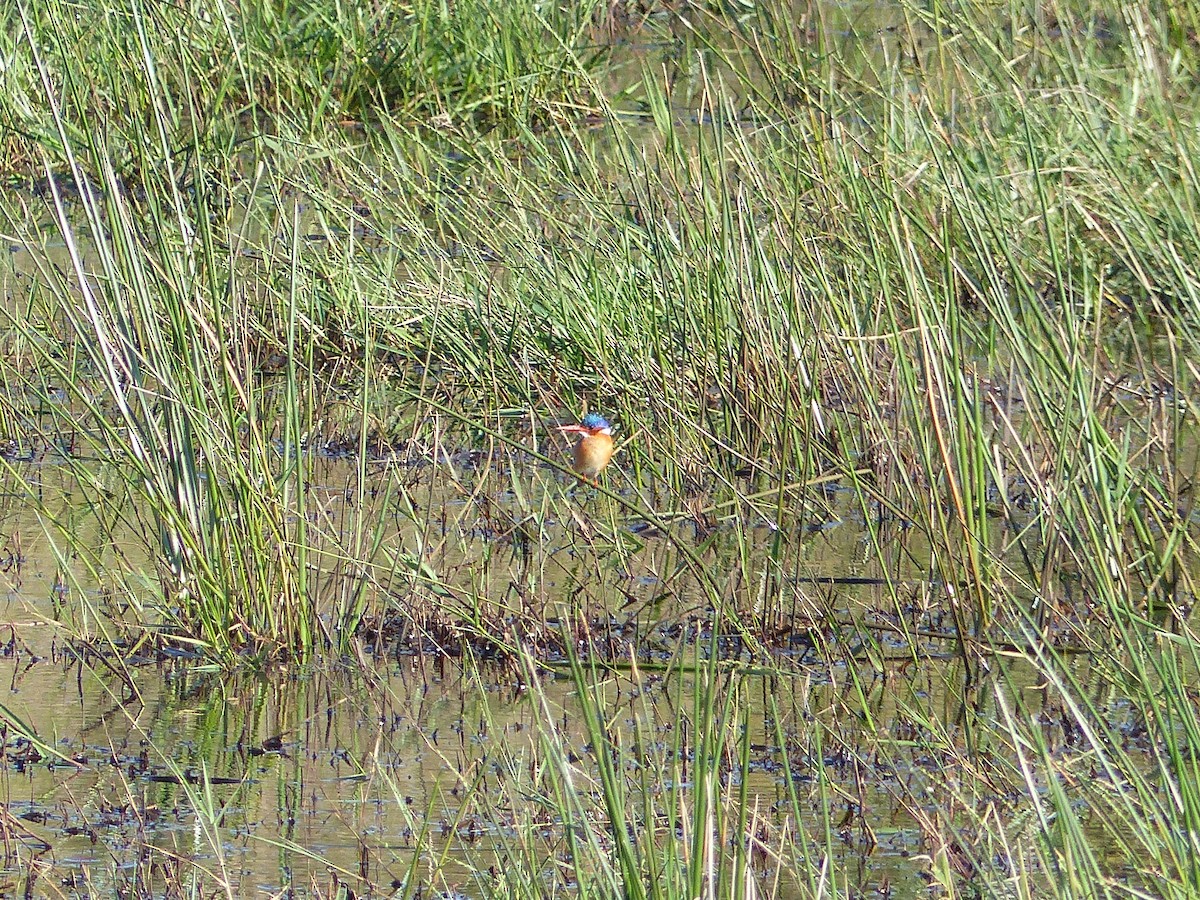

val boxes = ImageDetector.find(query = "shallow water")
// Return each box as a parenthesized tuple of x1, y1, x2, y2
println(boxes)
(1, 642, 955, 897)
(0, 447, 990, 899)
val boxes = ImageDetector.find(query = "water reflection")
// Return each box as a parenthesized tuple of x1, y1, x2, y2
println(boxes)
(2, 613, 1000, 898)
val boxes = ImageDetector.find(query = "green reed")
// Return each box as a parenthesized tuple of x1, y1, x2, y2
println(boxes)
(2, 0, 1200, 894)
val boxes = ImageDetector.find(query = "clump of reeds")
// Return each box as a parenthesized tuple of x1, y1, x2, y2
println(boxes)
(1, 0, 1199, 894)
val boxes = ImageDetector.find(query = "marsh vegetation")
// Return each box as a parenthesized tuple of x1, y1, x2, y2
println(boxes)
(1, 0, 1199, 896)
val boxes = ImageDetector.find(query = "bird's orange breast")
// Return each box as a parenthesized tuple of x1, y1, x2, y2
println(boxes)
(573, 431, 615, 479)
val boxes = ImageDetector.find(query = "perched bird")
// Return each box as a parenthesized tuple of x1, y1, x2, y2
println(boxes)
(558, 413, 615, 486)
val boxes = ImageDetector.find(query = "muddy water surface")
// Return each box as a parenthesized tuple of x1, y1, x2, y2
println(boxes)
(0, 451, 982, 898)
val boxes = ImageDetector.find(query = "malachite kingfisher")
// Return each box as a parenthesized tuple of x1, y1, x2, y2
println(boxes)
(558, 413, 615, 485)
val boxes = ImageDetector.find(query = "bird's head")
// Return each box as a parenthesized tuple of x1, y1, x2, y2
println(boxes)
(560, 413, 613, 436)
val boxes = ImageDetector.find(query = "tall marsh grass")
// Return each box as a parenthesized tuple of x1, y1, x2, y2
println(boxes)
(1, 0, 1199, 895)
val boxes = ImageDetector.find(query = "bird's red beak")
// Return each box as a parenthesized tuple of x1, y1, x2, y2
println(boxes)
(558, 424, 588, 434)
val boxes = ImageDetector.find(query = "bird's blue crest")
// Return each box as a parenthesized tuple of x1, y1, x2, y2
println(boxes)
(581, 413, 611, 431)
